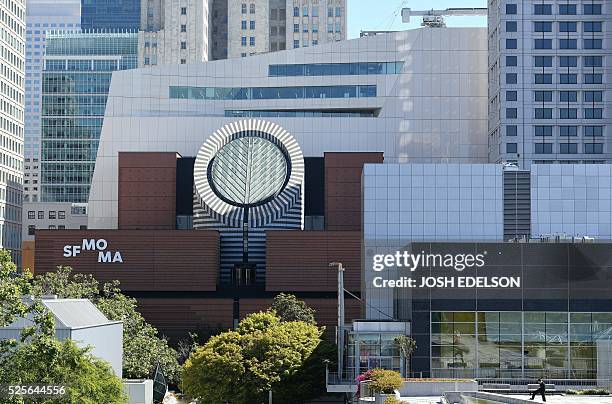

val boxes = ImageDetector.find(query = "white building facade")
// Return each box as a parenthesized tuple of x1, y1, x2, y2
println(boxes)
(488, 0, 611, 167)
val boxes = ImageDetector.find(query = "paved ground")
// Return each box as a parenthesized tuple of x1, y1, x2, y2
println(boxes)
(509, 394, 612, 403)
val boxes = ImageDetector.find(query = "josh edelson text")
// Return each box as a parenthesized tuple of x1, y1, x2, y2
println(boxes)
(371, 251, 521, 289)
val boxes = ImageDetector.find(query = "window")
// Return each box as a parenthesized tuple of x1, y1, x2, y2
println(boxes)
(327, 23, 333, 33)
(534, 56, 552, 67)
(506, 73, 517, 84)
(535, 91, 552, 102)
(328, 7, 333, 17)
(506, 21, 517, 32)
(28, 225, 35, 235)
(312, 40, 318, 45)
(584, 56, 602, 67)
(559, 22, 577, 32)
(506, 108, 518, 119)
(584, 22, 602, 32)
(535, 143, 553, 154)
(58, 225, 65, 230)
(293, 40, 299, 48)
(534, 21, 552, 32)
(584, 108, 603, 119)
(506, 39, 517, 49)
(49, 211, 56, 219)
(312, 23, 318, 33)
(293, 6, 299, 17)
(584, 39, 602, 49)
(250, 37, 255, 46)
(584, 4, 602, 15)
(249, 4, 255, 14)
(336, 7, 341, 17)
(303, 24, 308, 32)
(303, 6, 308, 16)
(559, 91, 577, 102)
(506, 91, 517, 101)
(506, 143, 518, 153)
(584, 126, 603, 137)
(535, 108, 552, 119)
(241, 36, 247, 46)
(27, 210, 34, 219)
(38, 211, 44, 219)
(560, 143, 578, 154)
(335, 22, 341, 33)
(506, 126, 517, 136)
(560, 126, 578, 136)
(58, 211, 66, 219)
(312, 7, 318, 17)
(559, 56, 577, 67)
(506, 4, 517, 14)
(181, 7, 187, 15)
(241, 53, 247, 57)
(584, 91, 602, 103)
(584, 74, 602, 84)
(559, 39, 577, 49)
(534, 39, 552, 49)
(250, 20, 255, 30)
(80, 225, 88, 230)
(293, 24, 299, 33)
(506, 56, 517, 66)
(559, 4, 576, 15)
(535, 126, 553, 136)
(585, 143, 603, 154)
(560, 74, 577, 84)
(180, 41, 187, 49)
(534, 4, 552, 15)
(560, 108, 577, 119)
(242, 20, 247, 29)
(180, 59, 186, 64)
(48, 225, 56, 230)
(535, 74, 552, 84)
(181, 24, 187, 32)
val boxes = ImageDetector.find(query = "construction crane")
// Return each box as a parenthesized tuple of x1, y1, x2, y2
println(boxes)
(401, 7, 487, 28)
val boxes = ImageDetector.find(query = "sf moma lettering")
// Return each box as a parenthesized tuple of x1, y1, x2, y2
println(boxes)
(63, 239, 123, 263)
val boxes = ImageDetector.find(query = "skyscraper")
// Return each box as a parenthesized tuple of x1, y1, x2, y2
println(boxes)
(488, 0, 610, 167)
(40, 32, 138, 203)
(0, 0, 26, 263)
(24, 0, 81, 203)
(81, 0, 141, 31)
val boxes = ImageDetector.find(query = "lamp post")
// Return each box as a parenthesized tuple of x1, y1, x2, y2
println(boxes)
(329, 262, 345, 380)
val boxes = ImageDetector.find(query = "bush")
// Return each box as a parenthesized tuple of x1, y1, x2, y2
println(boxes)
(369, 369, 403, 394)
(384, 397, 404, 404)
(566, 388, 609, 395)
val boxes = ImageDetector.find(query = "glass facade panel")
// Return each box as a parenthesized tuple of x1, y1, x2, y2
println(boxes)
(268, 62, 403, 77)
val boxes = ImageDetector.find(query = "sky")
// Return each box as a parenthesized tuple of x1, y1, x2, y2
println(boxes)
(348, 0, 487, 39)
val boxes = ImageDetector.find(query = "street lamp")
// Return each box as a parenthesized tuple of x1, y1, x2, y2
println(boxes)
(329, 262, 345, 380)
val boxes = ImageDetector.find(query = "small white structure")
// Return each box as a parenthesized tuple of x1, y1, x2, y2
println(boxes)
(0, 297, 123, 377)
(122, 379, 154, 404)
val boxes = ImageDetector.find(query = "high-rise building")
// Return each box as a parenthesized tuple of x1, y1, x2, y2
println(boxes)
(225, 0, 347, 59)
(40, 32, 137, 203)
(81, 0, 141, 31)
(24, 0, 81, 203)
(488, 0, 610, 167)
(138, 0, 211, 66)
(0, 0, 26, 263)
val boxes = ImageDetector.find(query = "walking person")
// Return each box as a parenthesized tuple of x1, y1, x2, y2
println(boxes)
(530, 378, 546, 402)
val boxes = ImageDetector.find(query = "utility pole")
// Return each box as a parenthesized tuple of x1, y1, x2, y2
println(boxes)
(329, 262, 345, 380)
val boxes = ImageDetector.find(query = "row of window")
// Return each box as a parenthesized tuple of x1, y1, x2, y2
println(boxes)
(240, 36, 256, 46)
(506, 108, 603, 119)
(507, 142, 604, 154)
(506, 73, 602, 84)
(269, 62, 403, 77)
(505, 38, 603, 49)
(241, 20, 256, 30)
(506, 20, 604, 32)
(224, 109, 376, 118)
(506, 90, 602, 103)
(169, 85, 377, 100)
(506, 3, 602, 15)
(292, 6, 342, 18)
(27, 210, 65, 220)
(28, 224, 88, 235)
(505, 125, 604, 137)
(515, 55, 603, 68)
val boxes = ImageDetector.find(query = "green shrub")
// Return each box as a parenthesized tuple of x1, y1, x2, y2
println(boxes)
(384, 397, 404, 404)
(369, 368, 403, 394)
(566, 388, 609, 395)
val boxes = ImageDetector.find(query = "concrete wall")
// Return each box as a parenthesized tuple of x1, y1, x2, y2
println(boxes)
(72, 323, 123, 378)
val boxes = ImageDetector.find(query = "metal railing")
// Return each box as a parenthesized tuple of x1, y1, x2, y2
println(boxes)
(477, 378, 609, 391)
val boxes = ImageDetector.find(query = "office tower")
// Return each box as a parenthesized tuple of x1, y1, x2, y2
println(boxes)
(81, 0, 141, 31)
(0, 0, 26, 263)
(226, 0, 347, 59)
(24, 0, 81, 203)
(488, 0, 610, 167)
(40, 32, 138, 203)
(139, 0, 210, 66)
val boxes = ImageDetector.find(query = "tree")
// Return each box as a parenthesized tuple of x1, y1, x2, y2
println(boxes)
(0, 251, 126, 403)
(182, 311, 326, 403)
(394, 335, 417, 377)
(32, 267, 181, 383)
(270, 293, 316, 325)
